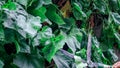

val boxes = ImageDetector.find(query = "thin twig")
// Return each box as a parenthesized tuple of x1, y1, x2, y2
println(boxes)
(87, 33, 98, 67)
(87, 33, 92, 64)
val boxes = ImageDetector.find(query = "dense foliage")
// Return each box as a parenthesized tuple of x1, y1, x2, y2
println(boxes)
(0, 0, 120, 68)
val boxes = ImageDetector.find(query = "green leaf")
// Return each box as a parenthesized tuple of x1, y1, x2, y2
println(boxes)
(3, 4, 42, 37)
(0, 25, 4, 41)
(13, 53, 44, 68)
(25, 15, 42, 37)
(72, 3, 86, 20)
(42, 34, 65, 62)
(109, 0, 119, 11)
(32, 26, 53, 47)
(42, 42, 56, 62)
(32, 6, 47, 22)
(108, 49, 118, 62)
(0, 60, 4, 68)
(46, 4, 65, 25)
(4, 28, 17, 43)
(93, 0, 107, 13)
(75, 56, 87, 68)
(14, 40, 20, 53)
(16, 0, 37, 7)
(92, 37, 111, 64)
(36, 0, 52, 8)
(53, 50, 75, 68)
(114, 32, 120, 41)
(97, 63, 111, 68)
(75, 32, 83, 42)
(54, 34, 66, 49)
(76, 49, 86, 59)
(4, 28, 30, 53)
(16, 0, 28, 6)
(19, 40, 30, 53)
(66, 36, 80, 53)
(42, 0, 52, 5)
(61, 17, 76, 29)
(111, 12, 120, 25)
(2, 2, 16, 10)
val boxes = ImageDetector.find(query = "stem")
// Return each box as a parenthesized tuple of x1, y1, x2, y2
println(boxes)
(87, 33, 92, 64)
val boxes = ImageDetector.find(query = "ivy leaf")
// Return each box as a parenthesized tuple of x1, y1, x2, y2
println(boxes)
(32, 6, 46, 21)
(53, 49, 75, 68)
(61, 17, 76, 29)
(32, 26, 53, 46)
(13, 53, 44, 68)
(108, 49, 118, 62)
(36, 0, 52, 8)
(4, 28, 17, 43)
(42, 0, 52, 5)
(25, 15, 42, 37)
(114, 32, 120, 41)
(0, 25, 4, 41)
(31, 6, 50, 23)
(14, 40, 20, 53)
(0, 60, 4, 68)
(93, 0, 107, 13)
(109, 0, 119, 11)
(66, 36, 80, 53)
(4, 28, 30, 53)
(16, 0, 38, 7)
(42, 34, 65, 62)
(111, 12, 120, 25)
(3, 4, 42, 38)
(65, 28, 82, 53)
(16, 0, 28, 7)
(42, 42, 56, 62)
(46, 4, 65, 25)
(19, 40, 30, 53)
(2, 2, 16, 10)
(75, 56, 87, 68)
(72, 3, 86, 20)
